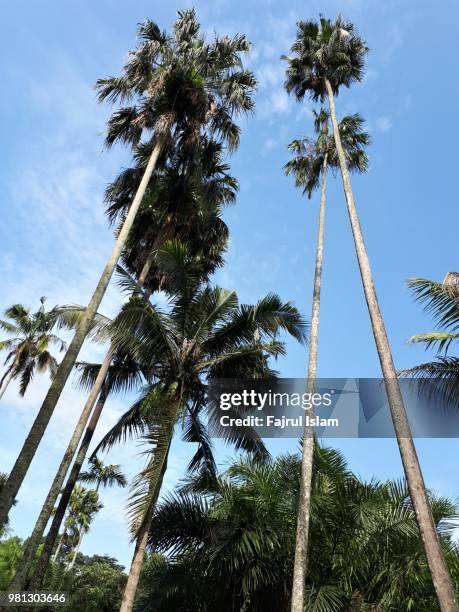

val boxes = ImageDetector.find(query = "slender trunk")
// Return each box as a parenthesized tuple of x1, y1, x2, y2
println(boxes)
(136, 221, 170, 290)
(119, 439, 171, 612)
(68, 527, 83, 571)
(13, 213, 170, 589)
(325, 77, 458, 612)
(0, 140, 163, 530)
(10, 352, 113, 591)
(68, 481, 101, 571)
(0, 367, 15, 400)
(290, 155, 327, 612)
(51, 529, 66, 563)
(27, 386, 109, 590)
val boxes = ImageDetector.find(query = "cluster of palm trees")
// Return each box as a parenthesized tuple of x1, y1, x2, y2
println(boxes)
(282, 16, 459, 612)
(134, 445, 459, 611)
(51, 458, 126, 572)
(0, 9, 458, 612)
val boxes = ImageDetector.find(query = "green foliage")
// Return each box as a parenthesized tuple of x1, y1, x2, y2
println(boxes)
(93, 242, 307, 540)
(139, 446, 459, 611)
(104, 135, 237, 299)
(284, 16, 368, 102)
(0, 537, 23, 589)
(43, 554, 126, 612)
(0, 298, 66, 396)
(79, 457, 127, 490)
(55, 485, 103, 564)
(65, 486, 102, 536)
(96, 8, 256, 152)
(407, 278, 459, 350)
(285, 108, 370, 199)
(134, 553, 210, 612)
(403, 277, 459, 407)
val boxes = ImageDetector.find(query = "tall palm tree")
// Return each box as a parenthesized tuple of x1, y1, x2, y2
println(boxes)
(0, 8, 256, 529)
(22, 350, 142, 591)
(0, 298, 65, 400)
(79, 457, 127, 492)
(284, 16, 458, 612)
(14, 142, 236, 592)
(401, 274, 459, 405)
(65, 458, 126, 571)
(284, 107, 369, 609)
(51, 485, 102, 568)
(99, 242, 306, 612)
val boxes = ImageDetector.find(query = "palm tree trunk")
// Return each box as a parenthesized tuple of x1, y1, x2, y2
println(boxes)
(9, 353, 113, 591)
(68, 526, 83, 571)
(324, 77, 458, 612)
(0, 366, 15, 400)
(51, 529, 66, 563)
(13, 220, 171, 590)
(0, 139, 163, 530)
(136, 221, 171, 291)
(119, 439, 171, 612)
(14, 223, 171, 590)
(26, 386, 110, 591)
(291, 154, 327, 612)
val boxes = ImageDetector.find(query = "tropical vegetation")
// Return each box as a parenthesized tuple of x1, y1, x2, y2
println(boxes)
(0, 298, 65, 399)
(284, 16, 457, 611)
(402, 274, 459, 407)
(2, 446, 459, 611)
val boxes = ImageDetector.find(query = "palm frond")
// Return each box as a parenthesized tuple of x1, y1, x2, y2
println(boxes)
(407, 278, 459, 333)
(400, 358, 459, 409)
(408, 332, 459, 353)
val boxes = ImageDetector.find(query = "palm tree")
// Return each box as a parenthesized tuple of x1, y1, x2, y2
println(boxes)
(284, 107, 369, 609)
(79, 457, 127, 492)
(65, 459, 126, 571)
(284, 16, 458, 612)
(0, 8, 256, 529)
(0, 298, 65, 400)
(14, 142, 237, 592)
(51, 485, 102, 569)
(401, 274, 459, 405)
(99, 242, 306, 612)
(22, 351, 140, 592)
(142, 447, 459, 611)
(113, 138, 237, 296)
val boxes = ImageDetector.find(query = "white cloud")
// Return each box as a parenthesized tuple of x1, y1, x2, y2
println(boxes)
(381, 23, 404, 63)
(376, 115, 392, 133)
(258, 88, 292, 118)
(0, 52, 142, 561)
(263, 138, 277, 154)
(402, 94, 412, 111)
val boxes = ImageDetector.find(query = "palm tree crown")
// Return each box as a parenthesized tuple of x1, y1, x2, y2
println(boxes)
(284, 16, 368, 102)
(79, 457, 127, 491)
(285, 108, 369, 197)
(0, 298, 66, 396)
(96, 8, 256, 153)
(109, 138, 236, 292)
(94, 242, 307, 535)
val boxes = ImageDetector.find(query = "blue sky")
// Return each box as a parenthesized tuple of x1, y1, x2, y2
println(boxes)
(0, 0, 458, 568)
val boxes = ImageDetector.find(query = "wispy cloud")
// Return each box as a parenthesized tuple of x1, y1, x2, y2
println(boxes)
(375, 115, 392, 133)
